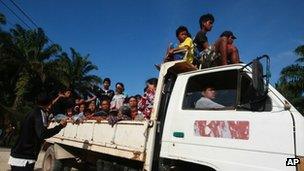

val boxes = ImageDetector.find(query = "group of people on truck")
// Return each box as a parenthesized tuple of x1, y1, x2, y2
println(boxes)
(8, 77, 159, 170)
(163, 13, 240, 68)
(49, 77, 158, 126)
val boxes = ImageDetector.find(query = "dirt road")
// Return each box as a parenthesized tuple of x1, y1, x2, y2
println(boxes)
(0, 147, 44, 171)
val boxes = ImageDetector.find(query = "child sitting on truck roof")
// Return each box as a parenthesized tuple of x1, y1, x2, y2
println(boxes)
(164, 26, 195, 64)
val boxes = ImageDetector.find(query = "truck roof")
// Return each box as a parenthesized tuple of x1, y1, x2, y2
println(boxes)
(159, 60, 247, 76)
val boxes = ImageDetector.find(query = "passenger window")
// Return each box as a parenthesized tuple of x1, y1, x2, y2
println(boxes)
(183, 70, 238, 110)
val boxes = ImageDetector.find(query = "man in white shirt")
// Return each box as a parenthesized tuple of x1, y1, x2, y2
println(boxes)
(195, 86, 224, 109)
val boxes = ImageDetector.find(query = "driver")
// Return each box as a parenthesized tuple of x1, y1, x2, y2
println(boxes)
(195, 85, 224, 109)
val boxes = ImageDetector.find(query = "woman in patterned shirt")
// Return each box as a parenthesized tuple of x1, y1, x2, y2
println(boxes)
(138, 78, 158, 119)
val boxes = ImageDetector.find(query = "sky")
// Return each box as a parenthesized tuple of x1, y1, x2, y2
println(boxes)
(1, 0, 304, 95)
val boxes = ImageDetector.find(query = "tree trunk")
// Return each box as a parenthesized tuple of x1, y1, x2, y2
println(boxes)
(12, 95, 22, 110)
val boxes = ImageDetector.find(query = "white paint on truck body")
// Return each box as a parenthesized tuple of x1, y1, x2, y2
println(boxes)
(48, 120, 149, 161)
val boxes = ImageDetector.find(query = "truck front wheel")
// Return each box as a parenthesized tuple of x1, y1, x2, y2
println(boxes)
(42, 145, 72, 171)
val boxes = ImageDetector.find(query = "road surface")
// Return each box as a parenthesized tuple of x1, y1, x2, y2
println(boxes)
(0, 147, 44, 171)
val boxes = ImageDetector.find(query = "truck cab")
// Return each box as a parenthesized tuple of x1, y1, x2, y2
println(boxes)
(151, 59, 304, 171)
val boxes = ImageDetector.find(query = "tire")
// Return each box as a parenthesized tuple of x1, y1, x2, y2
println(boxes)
(42, 145, 72, 171)
(42, 145, 55, 171)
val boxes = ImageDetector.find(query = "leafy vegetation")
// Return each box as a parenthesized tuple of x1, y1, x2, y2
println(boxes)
(276, 45, 304, 114)
(0, 13, 102, 146)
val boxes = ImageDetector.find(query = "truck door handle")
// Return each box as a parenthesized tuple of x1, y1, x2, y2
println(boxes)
(173, 132, 184, 138)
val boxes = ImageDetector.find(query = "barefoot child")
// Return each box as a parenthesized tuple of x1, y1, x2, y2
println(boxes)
(164, 26, 195, 64)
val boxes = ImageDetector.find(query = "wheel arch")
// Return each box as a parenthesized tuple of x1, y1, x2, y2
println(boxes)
(160, 157, 218, 171)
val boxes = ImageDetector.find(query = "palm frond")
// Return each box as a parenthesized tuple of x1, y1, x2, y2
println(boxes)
(295, 45, 304, 58)
(15, 71, 30, 97)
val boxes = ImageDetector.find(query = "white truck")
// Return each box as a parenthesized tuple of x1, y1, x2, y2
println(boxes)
(42, 56, 304, 171)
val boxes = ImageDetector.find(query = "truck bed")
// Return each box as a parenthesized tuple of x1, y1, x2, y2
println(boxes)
(47, 120, 149, 162)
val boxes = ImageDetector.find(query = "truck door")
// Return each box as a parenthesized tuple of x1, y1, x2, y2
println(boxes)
(160, 68, 296, 171)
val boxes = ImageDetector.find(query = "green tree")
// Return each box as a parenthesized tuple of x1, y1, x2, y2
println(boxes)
(0, 27, 20, 107)
(49, 48, 102, 98)
(0, 25, 61, 109)
(0, 13, 102, 146)
(276, 45, 304, 114)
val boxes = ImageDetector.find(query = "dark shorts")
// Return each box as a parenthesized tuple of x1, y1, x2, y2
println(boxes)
(199, 45, 221, 68)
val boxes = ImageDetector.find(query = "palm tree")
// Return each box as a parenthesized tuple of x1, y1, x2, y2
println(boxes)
(276, 45, 304, 114)
(4, 25, 61, 109)
(48, 48, 102, 98)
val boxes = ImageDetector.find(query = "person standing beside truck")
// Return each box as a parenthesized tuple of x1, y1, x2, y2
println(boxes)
(8, 93, 67, 171)
(195, 85, 224, 109)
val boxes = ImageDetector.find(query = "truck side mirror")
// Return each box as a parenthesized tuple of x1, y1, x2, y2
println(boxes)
(252, 59, 265, 97)
(251, 55, 270, 97)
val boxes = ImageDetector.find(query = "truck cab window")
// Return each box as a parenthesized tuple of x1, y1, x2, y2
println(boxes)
(183, 70, 238, 110)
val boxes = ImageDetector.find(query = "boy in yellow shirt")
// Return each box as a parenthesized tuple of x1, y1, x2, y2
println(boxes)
(164, 26, 195, 63)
